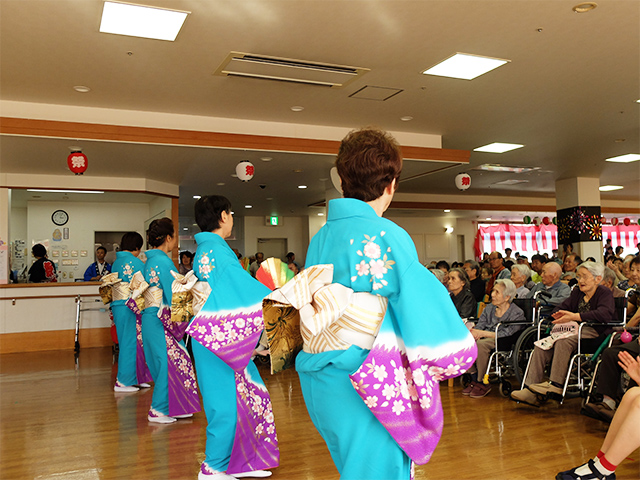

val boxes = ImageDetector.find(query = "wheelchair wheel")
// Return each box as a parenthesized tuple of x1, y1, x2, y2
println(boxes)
(499, 380, 512, 397)
(512, 326, 538, 386)
(460, 373, 473, 388)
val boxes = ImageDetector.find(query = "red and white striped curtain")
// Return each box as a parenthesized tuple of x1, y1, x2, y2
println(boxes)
(474, 223, 640, 259)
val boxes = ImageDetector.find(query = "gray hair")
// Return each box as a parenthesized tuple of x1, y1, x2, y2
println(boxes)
(464, 259, 480, 275)
(428, 267, 445, 283)
(511, 263, 531, 280)
(578, 261, 605, 279)
(602, 267, 617, 286)
(449, 267, 470, 289)
(495, 278, 517, 302)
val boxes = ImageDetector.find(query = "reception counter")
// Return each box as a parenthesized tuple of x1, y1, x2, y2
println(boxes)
(0, 282, 112, 354)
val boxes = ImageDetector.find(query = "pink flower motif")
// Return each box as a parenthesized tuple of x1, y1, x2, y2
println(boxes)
(255, 424, 264, 435)
(373, 364, 387, 382)
(392, 400, 406, 415)
(444, 364, 461, 377)
(363, 241, 381, 259)
(355, 260, 370, 276)
(382, 383, 396, 400)
(369, 259, 388, 279)
(428, 366, 444, 382)
(413, 369, 425, 387)
(419, 396, 431, 410)
(236, 318, 246, 329)
(267, 424, 275, 435)
(365, 396, 378, 408)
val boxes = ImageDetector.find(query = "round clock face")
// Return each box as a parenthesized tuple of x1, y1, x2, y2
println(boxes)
(52, 209, 69, 226)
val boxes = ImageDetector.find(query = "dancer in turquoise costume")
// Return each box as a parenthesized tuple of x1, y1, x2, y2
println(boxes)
(111, 231, 152, 392)
(142, 218, 200, 424)
(186, 195, 278, 480)
(296, 128, 477, 479)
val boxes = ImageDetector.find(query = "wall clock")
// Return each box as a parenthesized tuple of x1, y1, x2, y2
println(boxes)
(52, 209, 69, 226)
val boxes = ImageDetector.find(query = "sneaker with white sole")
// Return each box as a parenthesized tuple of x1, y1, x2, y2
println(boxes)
(232, 471, 273, 478)
(173, 413, 193, 419)
(198, 463, 235, 480)
(148, 408, 176, 424)
(138, 383, 151, 388)
(114, 381, 139, 393)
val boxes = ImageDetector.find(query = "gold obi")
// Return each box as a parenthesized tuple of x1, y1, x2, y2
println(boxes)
(170, 271, 199, 324)
(111, 281, 130, 302)
(99, 273, 121, 304)
(143, 286, 163, 309)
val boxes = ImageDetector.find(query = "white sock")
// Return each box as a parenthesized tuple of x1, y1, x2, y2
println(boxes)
(601, 395, 616, 410)
(573, 463, 592, 476)
(593, 458, 615, 476)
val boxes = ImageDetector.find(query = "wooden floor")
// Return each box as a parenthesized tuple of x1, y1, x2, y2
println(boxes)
(0, 347, 638, 480)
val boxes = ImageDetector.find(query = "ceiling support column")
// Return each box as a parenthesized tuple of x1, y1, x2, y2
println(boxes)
(555, 177, 602, 262)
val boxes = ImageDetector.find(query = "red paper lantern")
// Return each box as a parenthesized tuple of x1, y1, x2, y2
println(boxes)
(623, 217, 631, 226)
(67, 152, 88, 175)
(611, 217, 619, 226)
(600, 215, 607, 224)
(542, 216, 550, 225)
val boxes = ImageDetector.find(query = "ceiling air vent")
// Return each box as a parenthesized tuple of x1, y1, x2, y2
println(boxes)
(214, 52, 369, 88)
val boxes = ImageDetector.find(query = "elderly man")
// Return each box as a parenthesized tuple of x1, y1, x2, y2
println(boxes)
(249, 251, 264, 277)
(527, 262, 571, 317)
(485, 251, 511, 295)
(602, 267, 626, 298)
(464, 259, 486, 302)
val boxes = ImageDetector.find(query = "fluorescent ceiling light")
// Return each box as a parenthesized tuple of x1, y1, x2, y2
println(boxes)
(473, 164, 539, 173)
(605, 153, 640, 163)
(100, 1, 189, 41)
(193, 195, 201, 199)
(423, 53, 510, 80)
(444, 209, 451, 213)
(599, 185, 624, 192)
(493, 179, 530, 185)
(474, 143, 524, 153)
(27, 189, 104, 194)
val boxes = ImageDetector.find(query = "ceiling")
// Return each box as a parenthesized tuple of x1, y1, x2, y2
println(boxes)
(1, 0, 639, 224)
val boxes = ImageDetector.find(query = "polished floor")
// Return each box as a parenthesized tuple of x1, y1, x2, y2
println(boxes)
(0, 347, 638, 480)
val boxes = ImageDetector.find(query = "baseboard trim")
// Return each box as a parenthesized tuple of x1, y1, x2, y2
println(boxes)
(0, 328, 113, 354)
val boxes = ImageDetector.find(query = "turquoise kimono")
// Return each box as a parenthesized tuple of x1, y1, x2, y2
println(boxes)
(186, 232, 279, 476)
(111, 251, 152, 386)
(297, 198, 477, 479)
(142, 249, 200, 417)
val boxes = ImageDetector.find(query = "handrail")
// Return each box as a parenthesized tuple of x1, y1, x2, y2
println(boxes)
(0, 293, 101, 303)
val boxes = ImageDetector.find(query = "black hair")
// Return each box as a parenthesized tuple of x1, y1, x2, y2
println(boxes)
(195, 195, 232, 232)
(435, 260, 450, 271)
(120, 232, 144, 252)
(531, 254, 547, 263)
(32, 243, 47, 258)
(147, 217, 174, 248)
(96, 246, 107, 254)
(180, 251, 194, 261)
(630, 256, 640, 269)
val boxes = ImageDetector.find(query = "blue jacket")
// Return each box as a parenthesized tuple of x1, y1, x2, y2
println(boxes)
(83, 261, 112, 281)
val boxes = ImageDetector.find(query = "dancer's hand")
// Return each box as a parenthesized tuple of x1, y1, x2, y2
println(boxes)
(618, 351, 640, 385)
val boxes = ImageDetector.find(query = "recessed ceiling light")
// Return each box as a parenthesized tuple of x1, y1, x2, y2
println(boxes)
(636, 99, 640, 103)
(192, 223, 197, 226)
(217, 182, 225, 186)
(493, 179, 530, 185)
(298, 185, 307, 189)
(266, 197, 273, 200)
(100, 1, 189, 41)
(231, 174, 238, 178)
(572, 2, 597, 13)
(26, 189, 104, 194)
(230, 211, 234, 215)
(444, 209, 451, 213)
(318, 213, 325, 216)
(293, 169, 303, 173)
(486, 217, 492, 221)
(183, 227, 188, 231)
(423, 53, 510, 80)
(261, 157, 273, 162)
(73, 86, 91, 93)
(474, 164, 539, 173)
(474, 142, 524, 153)
(193, 195, 201, 199)
(599, 185, 623, 192)
(291, 106, 304, 112)
(400, 116, 413, 121)
(245, 205, 252, 208)
(605, 153, 640, 163)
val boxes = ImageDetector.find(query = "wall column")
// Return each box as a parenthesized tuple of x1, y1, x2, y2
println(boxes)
(0, 188, 9, 283)
(555, 177, 602, 262)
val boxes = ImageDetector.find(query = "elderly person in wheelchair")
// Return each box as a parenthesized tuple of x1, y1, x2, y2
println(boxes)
(463, 279, 525, 398)
(511, 261, 616, 407)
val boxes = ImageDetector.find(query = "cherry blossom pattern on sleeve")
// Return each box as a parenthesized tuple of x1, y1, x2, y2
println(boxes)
(199, 251, 215, 279)
(351, 232, 395, 290)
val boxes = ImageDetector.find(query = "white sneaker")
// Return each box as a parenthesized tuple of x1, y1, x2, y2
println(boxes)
(138, 383, 151, 388)
(232, 471, 272, 478)
(198, 473, 235, 480)
(147, 409, 176, 424)
(114, 381, 139, 393)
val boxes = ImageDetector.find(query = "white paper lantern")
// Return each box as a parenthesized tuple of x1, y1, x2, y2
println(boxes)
(235, 161, 255, 182)
(455, 173, 471, 191)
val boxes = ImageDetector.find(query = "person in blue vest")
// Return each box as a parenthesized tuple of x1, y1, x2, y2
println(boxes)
(84, 246, 112, 281)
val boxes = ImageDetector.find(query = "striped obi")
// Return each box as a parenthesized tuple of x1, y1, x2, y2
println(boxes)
(267, 265, 388, 353)
(143, 286, 163, 309)
(111, 281, 131, 302)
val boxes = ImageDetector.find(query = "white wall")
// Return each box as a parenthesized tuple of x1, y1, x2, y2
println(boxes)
(244, 216, 309, 266)
(23, 201, 150, 281)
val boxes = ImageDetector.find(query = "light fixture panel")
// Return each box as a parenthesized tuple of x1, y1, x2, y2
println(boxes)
(474, 143, 524, 153)
(423, 53, 510, 80)
(100, 2, 189, 41)
(599, 185, 624, 192)
(605, 154, 640, 163)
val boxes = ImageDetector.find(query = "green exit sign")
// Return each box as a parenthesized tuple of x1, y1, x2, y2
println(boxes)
(269, 216, 279, 226)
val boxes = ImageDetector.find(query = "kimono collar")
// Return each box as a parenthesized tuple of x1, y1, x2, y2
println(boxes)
(194, 231, 226, 246)
(145, 249, 167, 260)
(327, 198, 379, 221)
(116, 251, 135, 259)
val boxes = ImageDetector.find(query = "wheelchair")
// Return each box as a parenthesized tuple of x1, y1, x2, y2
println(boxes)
(460, 290, 549, 396)
(520, 288, 631, 405)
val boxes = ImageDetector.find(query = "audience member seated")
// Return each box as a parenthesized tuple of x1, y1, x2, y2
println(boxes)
(463, 279, 525, 399)
(562, 253, 582, 287)
(510, 264, 532, 298)
(610, 255, 634, 290)
(464, 259, 486, 302)
(556, 351, 640, 480)
(511, 261, 616, 407)
(428, 267, 447, 285)
(602, 267, 626, 298)
(448, 267, 477, 319)
(485, 251, 511, 295)
(526, 262, 571, 318)
(436, 260, 450, 274)
(530, 254, 546, 283)
(178, 250, 194, 274)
